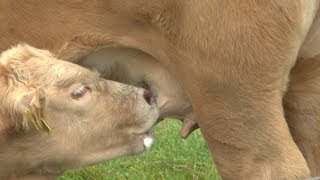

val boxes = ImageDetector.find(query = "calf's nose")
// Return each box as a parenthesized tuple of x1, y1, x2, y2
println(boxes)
(143, 90, 154, 105)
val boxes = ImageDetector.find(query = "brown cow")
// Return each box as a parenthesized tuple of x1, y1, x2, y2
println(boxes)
(0, 44, 159, 179)
(2, 1, 320, 179)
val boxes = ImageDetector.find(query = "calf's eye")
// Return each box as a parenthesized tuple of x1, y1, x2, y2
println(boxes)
(72, 85, 91, 99)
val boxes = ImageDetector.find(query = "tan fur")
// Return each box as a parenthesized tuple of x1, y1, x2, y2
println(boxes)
(2, 1, 320, 179)
(0, 44, 159, 179)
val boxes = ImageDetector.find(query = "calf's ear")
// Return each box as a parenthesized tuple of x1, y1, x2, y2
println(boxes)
(20, 88, 52, 134)
(2, 88, 51, 134)
(0, 45, 52, 134)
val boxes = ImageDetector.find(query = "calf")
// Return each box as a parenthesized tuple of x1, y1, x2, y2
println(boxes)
(0, 44, 159, 179)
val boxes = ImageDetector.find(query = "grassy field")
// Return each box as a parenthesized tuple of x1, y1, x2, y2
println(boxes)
(59, 119, 220, 180)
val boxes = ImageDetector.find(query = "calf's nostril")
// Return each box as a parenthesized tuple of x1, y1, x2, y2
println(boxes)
(143, 90, 153, 105)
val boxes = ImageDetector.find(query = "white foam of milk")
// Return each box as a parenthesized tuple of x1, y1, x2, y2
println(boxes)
(143, 136, 154, 150)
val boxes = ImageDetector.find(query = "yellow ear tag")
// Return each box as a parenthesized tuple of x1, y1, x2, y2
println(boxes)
(24, 108, 40, 131)
(40, 118, 52, 134)
(24, 108, 52, 134)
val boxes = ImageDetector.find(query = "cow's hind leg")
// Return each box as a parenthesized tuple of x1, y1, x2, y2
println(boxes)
(284, 56, 320, 176)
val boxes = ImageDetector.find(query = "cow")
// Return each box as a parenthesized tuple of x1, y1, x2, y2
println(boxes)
(1, 1, 320, 179)
(0, 44, 159, 179)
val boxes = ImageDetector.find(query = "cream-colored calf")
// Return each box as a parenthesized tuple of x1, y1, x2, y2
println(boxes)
(0, 44, 159, 179)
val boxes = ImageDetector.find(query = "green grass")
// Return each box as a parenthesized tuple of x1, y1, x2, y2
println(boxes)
(59, 119, 220, 180)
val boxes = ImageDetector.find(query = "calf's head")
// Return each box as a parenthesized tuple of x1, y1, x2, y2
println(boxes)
(0, 44, 159, 177)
